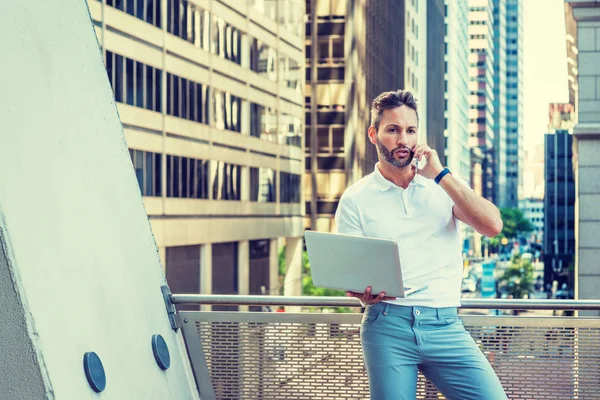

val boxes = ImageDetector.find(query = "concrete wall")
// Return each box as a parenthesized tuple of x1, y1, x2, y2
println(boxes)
(0, 1, 198, 398)
(569, 1, 600, 313)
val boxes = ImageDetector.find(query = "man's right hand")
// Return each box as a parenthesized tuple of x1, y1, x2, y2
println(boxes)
(346, 286, 396, 306)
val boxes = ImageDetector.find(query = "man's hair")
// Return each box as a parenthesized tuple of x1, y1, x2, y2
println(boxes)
(370, 90, 419, 131)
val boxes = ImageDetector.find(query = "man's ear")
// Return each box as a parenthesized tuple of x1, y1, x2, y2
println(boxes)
(368, 126, 377, 145)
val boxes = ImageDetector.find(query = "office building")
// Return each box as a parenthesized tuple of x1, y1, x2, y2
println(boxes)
(444, 0, 471, 180)
(87, 0, 306, 305)
(468, 0, 495, 203)
(519, 197, 543, 244)
(305, 0, 425, 232)
(543, 104, 576, 294)
(504, 0, 524, 206)
(492, 0, 507, 207)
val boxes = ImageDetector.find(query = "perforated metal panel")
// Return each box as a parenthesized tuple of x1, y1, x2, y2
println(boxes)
(179, 312, 600, 400)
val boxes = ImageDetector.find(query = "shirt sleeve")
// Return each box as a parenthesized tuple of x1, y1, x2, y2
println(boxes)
(334, 194, 365, 236)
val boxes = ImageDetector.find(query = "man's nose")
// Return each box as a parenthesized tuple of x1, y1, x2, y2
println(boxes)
(396, 132, 408, 146)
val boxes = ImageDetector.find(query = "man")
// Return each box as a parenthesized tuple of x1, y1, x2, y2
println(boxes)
(335, 90, 507, 400)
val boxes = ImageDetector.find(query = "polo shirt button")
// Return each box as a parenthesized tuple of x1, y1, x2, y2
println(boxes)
(415, 309, 421, 315)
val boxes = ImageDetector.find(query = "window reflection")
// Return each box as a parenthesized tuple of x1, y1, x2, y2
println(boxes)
(250, 167, 276, 202)
(250, 38, 277, 82)
(167, 155, 209, 199)
(129, 149, 162, 196)
(250, 103, 278, 143)
(167, 1, 242, 65)
(166, 72, 208, 124)
(106, 51, 162, 112)
(279, 55, 302, 92)
(280, 113, 302, 147)
(278, 0, 303, 36)
(213, 89, 242, 133)
(211, 161, 242, 200)
(251, 0, 277, 21)
(107, 0, 161, 27)
(280, 172, 301, 203)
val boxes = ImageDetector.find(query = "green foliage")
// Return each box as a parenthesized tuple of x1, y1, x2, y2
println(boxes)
(278, 245, 352, 313)
(498, 253, 534, 299)
(489, 208, 534, 251)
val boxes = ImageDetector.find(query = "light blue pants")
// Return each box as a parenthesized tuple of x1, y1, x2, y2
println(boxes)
(361, 302, 507, 400)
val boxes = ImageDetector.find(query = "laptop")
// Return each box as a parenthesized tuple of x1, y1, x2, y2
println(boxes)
(304, 231, 427, 298)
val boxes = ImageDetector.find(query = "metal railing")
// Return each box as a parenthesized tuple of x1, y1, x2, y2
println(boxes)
(172, 295, 600, 400)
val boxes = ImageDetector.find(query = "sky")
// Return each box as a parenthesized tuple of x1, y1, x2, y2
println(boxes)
(522, 0, 570, 148)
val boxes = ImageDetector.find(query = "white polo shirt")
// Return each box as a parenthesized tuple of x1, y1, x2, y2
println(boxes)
(335, 163, 464, 308)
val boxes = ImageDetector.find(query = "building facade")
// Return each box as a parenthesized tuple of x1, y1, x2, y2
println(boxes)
(427, 0, 446, 163)
(565, 0, 600, 311)
(519, 197, 544, 244)
(444, 0, 471, 181)
(305, 0, 422, 232)
(504, 0, 524, 207)
(492, 0, 507, 207)
(543, 129, 575, 295)
(88, 0, 306, 305)
(468, 0, 495, 203)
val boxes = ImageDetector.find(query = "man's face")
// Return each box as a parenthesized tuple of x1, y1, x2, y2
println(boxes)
(368, 106, 419, 168)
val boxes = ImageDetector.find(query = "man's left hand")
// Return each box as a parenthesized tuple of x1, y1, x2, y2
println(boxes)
(413, 144, 444, 180)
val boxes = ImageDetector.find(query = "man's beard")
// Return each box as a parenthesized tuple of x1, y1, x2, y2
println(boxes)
(376, 137, 414, 168)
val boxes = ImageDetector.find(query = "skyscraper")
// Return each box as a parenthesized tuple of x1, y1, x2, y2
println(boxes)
(305, 0, 427, 232)
(492, 0, 508, 207)
(504, 0, 524, 206)
(427, 0, 447, 163)
(88, 0, 306, 304)
(468, 0, 495, 203)
(444, 0, 471, 181)
(544, 111, 575, 293)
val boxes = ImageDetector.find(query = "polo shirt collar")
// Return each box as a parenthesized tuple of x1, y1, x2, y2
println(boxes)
(373, 162, 426, 191)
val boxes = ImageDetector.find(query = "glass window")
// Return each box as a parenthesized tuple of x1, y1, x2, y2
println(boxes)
(145, 65, 155, 111)
(279, 55, 301, 91)
(279, 172, 301, 203)
(135, 61, 144, 107)
(211, 161, 242, 200)
(125, 58, 135, 105)
(106, 51, 114, 91)
(114, 54, 124, 102)
(331, 126, 344, 151)
(280, 113, 302, 147)
(250, 103, 277, 142)
(129, 149, 162, 196)
(106, 0, 162, 27)
(331, 37, 344, 58)
(250, 167, 276, 202)
(251, 38, 277, 82)
(251, 0, 276, 21)
(166, 154, 208, 199)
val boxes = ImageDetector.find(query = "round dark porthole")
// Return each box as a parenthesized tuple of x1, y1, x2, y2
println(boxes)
(152, 334, 171, 370)
(83, 352, 106, 393)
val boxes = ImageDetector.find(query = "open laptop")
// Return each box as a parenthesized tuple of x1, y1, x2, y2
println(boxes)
(304, 231, 427, 298)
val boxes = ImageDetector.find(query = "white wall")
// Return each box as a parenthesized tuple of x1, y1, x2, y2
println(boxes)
(0, 1, 198, 398)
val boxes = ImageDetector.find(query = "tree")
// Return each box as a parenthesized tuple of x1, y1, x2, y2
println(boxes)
(489, 208, 534, 252)
(497, 253, 534, 299)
